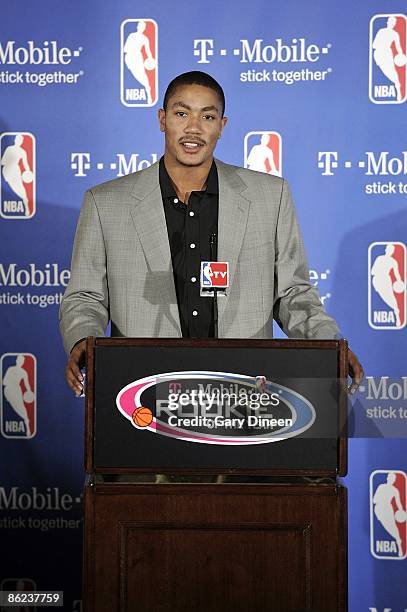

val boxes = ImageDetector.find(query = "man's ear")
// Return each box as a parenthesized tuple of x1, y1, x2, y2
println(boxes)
(158, 108, 166, 132)
(219, 116, 228, 137)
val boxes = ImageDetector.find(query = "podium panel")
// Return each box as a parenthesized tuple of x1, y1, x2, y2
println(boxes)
(86, 338, 348, 476)
(84, 482, 347, 612)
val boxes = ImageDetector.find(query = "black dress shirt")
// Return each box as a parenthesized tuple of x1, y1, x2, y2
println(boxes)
(159, 157, 219, 338)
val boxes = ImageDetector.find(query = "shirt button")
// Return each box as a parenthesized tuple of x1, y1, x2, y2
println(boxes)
(189, 211, 195, 217)
(192, 310, 198, 316)
(190, 243, 196, 249)
(191, 276, 197, 283)
(173, 198, 179, 204)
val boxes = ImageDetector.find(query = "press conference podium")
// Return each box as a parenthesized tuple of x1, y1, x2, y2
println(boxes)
(83, 338, 348, 612)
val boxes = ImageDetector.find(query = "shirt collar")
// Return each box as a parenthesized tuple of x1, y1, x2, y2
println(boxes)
(159, 156, 219, 199)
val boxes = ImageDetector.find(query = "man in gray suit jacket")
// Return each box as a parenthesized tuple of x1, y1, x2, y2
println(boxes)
(60, 71, 363, 396)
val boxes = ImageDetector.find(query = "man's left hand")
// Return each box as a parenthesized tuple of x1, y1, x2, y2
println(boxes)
(347, 348, 364, 395)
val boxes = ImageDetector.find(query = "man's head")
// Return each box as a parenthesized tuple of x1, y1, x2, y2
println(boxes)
(387, 472, 396, 485)
(163, 71, 225, 117)
(159, 71, 227, 168)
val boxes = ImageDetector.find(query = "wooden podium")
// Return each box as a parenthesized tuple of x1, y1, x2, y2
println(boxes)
(83, 338, 348, 612)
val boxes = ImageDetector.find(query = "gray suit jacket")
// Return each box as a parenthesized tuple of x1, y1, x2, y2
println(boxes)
(59, 159, 339, 354)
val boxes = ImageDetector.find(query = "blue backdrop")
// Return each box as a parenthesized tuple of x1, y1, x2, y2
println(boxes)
(1, 1, 406, 609)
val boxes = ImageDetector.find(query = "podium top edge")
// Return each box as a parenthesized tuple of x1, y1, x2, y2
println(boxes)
(89, 337, 347, 350)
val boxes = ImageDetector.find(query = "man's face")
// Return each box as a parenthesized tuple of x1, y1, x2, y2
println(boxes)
(158, 84, 227, 167)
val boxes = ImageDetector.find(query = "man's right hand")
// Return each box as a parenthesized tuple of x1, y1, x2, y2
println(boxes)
(65, 340, 86, 396)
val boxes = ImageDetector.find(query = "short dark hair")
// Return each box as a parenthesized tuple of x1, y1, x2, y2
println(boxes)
(163, 71, 225, 117)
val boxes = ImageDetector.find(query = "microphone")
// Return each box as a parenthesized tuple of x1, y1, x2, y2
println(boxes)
(201, 234, 229, 338)
(210, 233, 217, 262)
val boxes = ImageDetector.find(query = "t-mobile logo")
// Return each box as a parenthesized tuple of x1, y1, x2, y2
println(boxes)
(193, 40, 214, 63)
(318, 152, 338, 176)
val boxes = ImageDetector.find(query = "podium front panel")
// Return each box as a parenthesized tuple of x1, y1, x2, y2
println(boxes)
(87, 339, 347, 475)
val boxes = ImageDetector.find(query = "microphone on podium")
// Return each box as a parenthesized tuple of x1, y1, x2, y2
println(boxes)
(200, 240, 229, 337)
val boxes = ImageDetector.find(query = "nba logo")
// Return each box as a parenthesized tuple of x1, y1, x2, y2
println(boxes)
(0, 132, 36, 219)
(368, 242, 406, 330)
(369, 14, 407, 104)
(201, 262, 229, 288)
(370, 470, 407, 560)
(244, 131, 282, 176)
(121, 19, 158, 107)
(1, 353, 37, 439)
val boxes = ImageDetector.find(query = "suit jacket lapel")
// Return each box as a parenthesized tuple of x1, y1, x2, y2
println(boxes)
(215, 160, 251, 323)
(129, 162, 181, 335)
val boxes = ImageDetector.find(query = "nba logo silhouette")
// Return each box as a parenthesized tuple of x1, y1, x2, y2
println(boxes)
(1, 353, 37, 439)
(244, 132, 282, 176)
(0, 132, 36, 219)
(121, 19, 158, 107)
(368, 242, 406, 330)
(370, 470, 407, 560)
(200, 262, 229, 288)
(369, 14, 407, 104)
